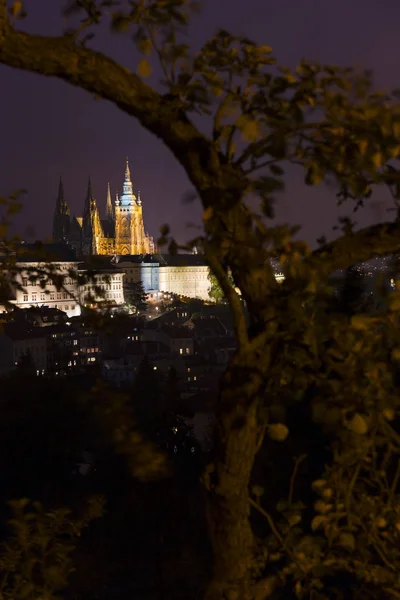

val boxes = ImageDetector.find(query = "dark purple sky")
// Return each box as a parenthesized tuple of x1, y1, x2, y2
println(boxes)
(1, 0, 399, 245)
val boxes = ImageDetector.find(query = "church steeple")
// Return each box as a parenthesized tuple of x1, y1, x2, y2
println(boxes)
(106, 182, 113, 220)
(120, 157, 135, 206)
(56, 177, 65, 209)
(52, 177, 70, 242)
(84, 176, 95, 211)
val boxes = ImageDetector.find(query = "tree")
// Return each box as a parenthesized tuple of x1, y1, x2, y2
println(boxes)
(208, 269, 234, 303)
(125, 280, 148, 314)
(3, 2, 400, 598)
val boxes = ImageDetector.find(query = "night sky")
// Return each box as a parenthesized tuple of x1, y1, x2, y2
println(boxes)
(1, 0, 400, 246)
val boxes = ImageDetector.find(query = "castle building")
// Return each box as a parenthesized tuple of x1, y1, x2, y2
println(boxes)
(53, 158, 155, 257)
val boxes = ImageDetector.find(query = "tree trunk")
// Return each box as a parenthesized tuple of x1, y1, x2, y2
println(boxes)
(204, 351, 263, 600)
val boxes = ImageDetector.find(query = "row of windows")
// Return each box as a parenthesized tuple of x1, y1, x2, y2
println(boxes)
(22, 292, 71, 302)
(22, 277, 76, 287)
(82, 284, 122, 291)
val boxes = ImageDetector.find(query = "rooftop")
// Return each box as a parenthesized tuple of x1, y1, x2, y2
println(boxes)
(14, 242, 78, 263)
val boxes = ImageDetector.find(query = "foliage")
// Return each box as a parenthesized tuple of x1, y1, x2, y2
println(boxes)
(125, 279, 149, 314)
(4, 2, 400, 599)
(207, 269, 234, 302)
(248, 287, 400, 599)
(0, 497, 104, 600)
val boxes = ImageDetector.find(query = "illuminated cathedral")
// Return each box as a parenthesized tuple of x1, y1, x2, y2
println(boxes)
(52, 158, 155, 256)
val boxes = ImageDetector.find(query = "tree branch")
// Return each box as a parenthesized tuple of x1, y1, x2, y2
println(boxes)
(309, 220, 400, 279)
(0, 7, 211, 191)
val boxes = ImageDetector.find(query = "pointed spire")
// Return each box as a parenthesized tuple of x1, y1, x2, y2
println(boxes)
(53, 176, 70, 241)
(120, 158, 134, 206)
(125, 157, 130, 181)
(87, 175, 94, 201)
(84, 175, 95, 215)
(56, 177, 64, 208)
(106, 182, 113, 220)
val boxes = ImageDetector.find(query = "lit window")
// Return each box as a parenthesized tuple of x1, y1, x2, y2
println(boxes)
(194, 376, 197, 381)
(153, 366, 157, 370)
(186, 348, 190, 354)
(179, 348, 183, 355)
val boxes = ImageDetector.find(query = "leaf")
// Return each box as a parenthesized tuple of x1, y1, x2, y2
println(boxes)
(350, 315, 370, 330)
(382, 408, 395, 421)
(372, 152, 383, 168)
(358, 139, 368, 155)
(252, 485, 264, 497)
(236, 115, 261, 143)
(203, 207, 214, 222)
(311, 515, 327, 531)
(345, 413, 368, 435)
(137, 59, 152, 78)
(267, 423, 289, 442)
(338, 532, 355, 551)
(10, 1, 23, 18)
(312, 479, 327, 492)
(288, 514, 301, 527)
(314, 500, 333, 514)
(138, 38, 152, 56)
(392, 349, 400, 361)
(389, 145, 400, 158)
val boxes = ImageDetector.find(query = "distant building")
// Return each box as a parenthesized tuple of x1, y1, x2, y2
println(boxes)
(52, 158, 155, 257)
(0, 243, 126, 317)
(116, 254, 211, 300)
(0, 323, 47, 376)
(2, 243, 81, 317)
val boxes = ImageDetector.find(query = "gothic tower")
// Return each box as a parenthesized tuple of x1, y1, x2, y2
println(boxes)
(82, 177, 103, 255)
(52, 177, 70, 242)
(106, 181, 113, 221)
(115, 158, 149, 255)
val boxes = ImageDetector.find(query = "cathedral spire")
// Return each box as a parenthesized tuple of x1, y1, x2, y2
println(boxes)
(106, 182, 113, 220)
(120, 158, 135, 206)
(87, 175, 94, 201)
(53, 177, 70, 242)
(56, 177, 65, 209)
(84, 175, 95, 215)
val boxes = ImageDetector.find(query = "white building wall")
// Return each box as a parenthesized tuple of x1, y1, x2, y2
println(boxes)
(9, 261, 81, 318)
(158, 265, 210, 300)
(79, 271, 125, 307)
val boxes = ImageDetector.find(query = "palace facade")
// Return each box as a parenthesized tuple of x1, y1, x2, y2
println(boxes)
(52, 158, 155, 257)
